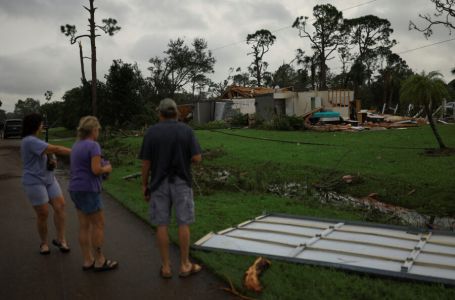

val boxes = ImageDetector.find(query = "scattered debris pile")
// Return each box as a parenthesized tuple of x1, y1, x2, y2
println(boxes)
(268, 182, 303, 197)
(321, 191, 455, 231)
(303, 108, 429, 132)
(265, 180, 454, 231)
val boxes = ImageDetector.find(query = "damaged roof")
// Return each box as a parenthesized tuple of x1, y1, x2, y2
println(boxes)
(221, 85, 291, 99)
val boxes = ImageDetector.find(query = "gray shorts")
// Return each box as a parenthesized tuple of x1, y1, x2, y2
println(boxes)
(149, 177, 195, 225)
(23, 178, 63, 206)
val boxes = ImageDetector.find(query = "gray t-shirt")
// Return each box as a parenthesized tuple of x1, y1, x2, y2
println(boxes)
(20, 135, 54, 185)
(138, 120, 201, 192)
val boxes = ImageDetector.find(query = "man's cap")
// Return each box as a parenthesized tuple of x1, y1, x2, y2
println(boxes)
(158, 98, 177, 112)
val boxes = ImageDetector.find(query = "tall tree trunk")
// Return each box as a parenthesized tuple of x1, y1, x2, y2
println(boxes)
(256, 59, 261, 87)
(78, 41, 87, 85)
(310, 61, 316, 91)
(389, 84, 394, 110)
(320, 59, 327, 90)
(388, 74, 393, 108)
(89, 0, 98, 116)
(383, 72, 388, 110)
(191, 81, 196, 100)
(424, 104, 446, 149)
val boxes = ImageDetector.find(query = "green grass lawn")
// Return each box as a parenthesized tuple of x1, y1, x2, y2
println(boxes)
(113, 125, 455, 216)
(52, 125, 455, 299)
(104, 172, 454, 300)
(47, 127, 75, 148)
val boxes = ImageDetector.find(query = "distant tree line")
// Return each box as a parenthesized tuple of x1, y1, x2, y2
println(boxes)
(2, 1, 454, 130)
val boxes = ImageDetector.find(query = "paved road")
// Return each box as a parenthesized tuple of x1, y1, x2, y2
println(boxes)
(0, 139, 232, 300)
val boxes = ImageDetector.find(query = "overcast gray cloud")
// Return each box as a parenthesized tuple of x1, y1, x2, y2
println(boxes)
(0, 0, 454, 112)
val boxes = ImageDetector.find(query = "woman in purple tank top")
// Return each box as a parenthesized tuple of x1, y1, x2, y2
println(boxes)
(69, 116, 118, 272)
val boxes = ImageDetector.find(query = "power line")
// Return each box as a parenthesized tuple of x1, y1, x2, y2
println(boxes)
(210, 0, 379, 52)
(397, 37, 455, 55)
(326, 38, 455, 73)
(210, 129, 429, 150)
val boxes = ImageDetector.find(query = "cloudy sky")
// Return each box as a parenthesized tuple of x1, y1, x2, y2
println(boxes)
(0, 0, 454, 112)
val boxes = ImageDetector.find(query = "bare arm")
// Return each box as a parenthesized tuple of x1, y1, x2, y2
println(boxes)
(45, 144, 71, 156)
(191, 154, 202, 164)
(91, 155, 112, 176)
(141, 160, 151, 201)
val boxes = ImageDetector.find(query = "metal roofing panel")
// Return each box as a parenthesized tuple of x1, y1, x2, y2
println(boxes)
(194, 213, 455, 285)
(297, 250, 402, 272)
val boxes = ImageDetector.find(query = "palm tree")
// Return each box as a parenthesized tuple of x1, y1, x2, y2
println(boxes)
(400, 71, 449, 149)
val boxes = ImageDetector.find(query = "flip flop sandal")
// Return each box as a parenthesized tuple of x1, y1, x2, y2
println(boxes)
(160, 267, 173, 279)
(179, 263, 202, 278)
(39, 243, 50, 255)
(94, 259, 119, 272)
(52, 239, 71, 253)
(82, 261, 95, 271)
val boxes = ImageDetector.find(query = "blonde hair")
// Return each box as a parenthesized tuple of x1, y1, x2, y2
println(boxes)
(77, 116, 101, 139)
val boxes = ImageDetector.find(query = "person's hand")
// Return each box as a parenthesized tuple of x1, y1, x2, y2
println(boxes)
(142, 185, 150, 202)
(103, 164, 113, 174)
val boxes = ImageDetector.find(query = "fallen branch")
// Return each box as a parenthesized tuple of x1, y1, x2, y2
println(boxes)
(221, 278, 257, 300)
(244, 257, 271, 293)
(122, 172, 141, 180)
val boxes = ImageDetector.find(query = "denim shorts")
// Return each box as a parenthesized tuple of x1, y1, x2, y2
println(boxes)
(23, 178, 63, 206)
(69, 191, 103, 214)
(149, 177, 194, 225)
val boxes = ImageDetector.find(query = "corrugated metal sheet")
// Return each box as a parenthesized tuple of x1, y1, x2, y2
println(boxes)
(194, 213, 455, 285)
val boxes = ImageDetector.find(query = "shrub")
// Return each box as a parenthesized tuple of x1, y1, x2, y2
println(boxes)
(228, 112, 249, 127)
(260, 115, 305, 131)
(190, 120, 228, 130)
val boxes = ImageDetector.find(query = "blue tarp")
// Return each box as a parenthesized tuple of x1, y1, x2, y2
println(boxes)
(313, 111, 340, 118)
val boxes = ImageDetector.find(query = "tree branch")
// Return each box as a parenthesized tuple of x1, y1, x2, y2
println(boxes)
(410, 0, 455, 37)
(71, 34, 91, 44)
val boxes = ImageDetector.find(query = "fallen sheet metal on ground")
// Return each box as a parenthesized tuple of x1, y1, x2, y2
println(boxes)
(194, 213, 455, 286)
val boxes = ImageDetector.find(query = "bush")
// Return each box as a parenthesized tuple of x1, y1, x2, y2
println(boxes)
(228, 112, 249, 127)
(248, 113, 264, 128)
(260, 115, 305, 131)
(190, 120, 228, 130)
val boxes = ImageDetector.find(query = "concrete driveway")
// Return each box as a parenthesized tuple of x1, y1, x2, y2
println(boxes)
(0, 138, 232, 300)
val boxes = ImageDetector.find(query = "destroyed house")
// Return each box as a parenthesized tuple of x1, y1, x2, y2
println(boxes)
(221, 85, 354, 121)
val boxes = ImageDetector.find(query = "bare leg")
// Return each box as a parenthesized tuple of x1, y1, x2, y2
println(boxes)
(77, 210, 94, 266)
(89, 211, 106, 267)
(178, 224, 191, 272)
(33, 204, 49, 250)
(49, 196, 67, 247)
(156, 225, 171, 273)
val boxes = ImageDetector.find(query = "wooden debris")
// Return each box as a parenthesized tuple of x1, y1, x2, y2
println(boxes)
(342, 175, 354, 183)
(244, 257, 271, 293)
(122, 172, 141, 180)
(303, 109, 428, 132)
(221, 279, 257, 300)
(407, 189, 416, 196)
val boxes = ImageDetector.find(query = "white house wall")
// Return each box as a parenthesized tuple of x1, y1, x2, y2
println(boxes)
(292, 91, 351, 119)
(287, 94, 311, 116)
(232, 98, 256, 115)
(226, 90, 352, 119)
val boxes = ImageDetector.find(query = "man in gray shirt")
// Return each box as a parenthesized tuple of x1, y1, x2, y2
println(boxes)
(139, 98, 202, 278)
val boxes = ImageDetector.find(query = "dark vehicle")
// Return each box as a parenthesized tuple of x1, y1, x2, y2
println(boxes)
(2, 119, 22, 139)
